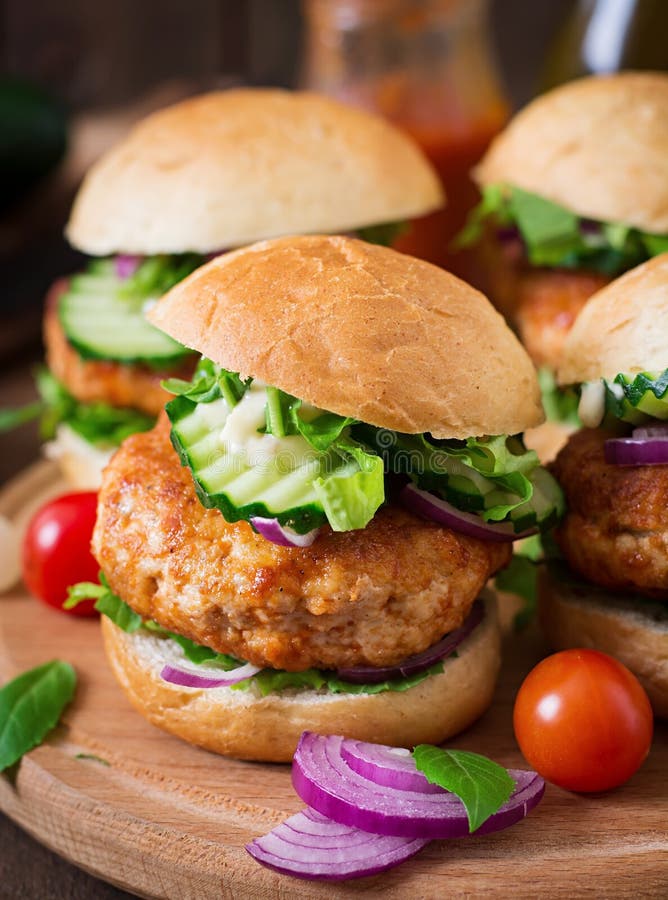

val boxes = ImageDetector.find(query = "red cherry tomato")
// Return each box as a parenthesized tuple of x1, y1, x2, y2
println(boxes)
(22, 491, 100, 616)
(514, 649, 653, 792)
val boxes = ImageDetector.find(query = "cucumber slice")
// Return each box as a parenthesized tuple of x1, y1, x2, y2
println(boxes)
(604, 370, 668, 424)
(59, 266, 190, 366)
(167, 393, 330, 533)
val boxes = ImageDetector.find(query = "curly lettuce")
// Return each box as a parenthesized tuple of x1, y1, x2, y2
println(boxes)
(458, 184, 668, 275)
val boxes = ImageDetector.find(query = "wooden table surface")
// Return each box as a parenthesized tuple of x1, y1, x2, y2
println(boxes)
(2, 364, 668, 899)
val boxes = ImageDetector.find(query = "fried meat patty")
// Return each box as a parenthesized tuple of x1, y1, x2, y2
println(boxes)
(478, 236, 609, 370)
(44, 279, 194, 417)
(93, 418, 511, 671)
(552, 428, 668, 598)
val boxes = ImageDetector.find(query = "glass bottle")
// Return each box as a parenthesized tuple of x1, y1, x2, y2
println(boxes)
(542, 0, 668, 89)
(301, 0, 509, 275)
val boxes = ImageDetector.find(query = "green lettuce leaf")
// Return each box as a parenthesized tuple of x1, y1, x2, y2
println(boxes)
(118, 253, 204, 300)
(36, 369, 153, 445)
(0, 660, 76, 771)
(457, 184, 668, 275)
(412, 745, 515, 833)
(249, 661, 444, 696)
(65, 574, 142, 632)
(495, 554, 538, 631)
(163, 358, 249, 407)
(314, 438, 385, 531)
(538, 368, 580, 426)
(356, 220, 409, 247)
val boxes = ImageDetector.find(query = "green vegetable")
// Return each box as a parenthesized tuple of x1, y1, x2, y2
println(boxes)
(603, 369, 668, 424)
(355, 221, 408, 247)
(458, 184, 668, 275)
(495, 554, 538, 631)
(0, 401, 43, 433)
(0, 369, 154, 445)
(75, 753, 110, 766)
(119, 253, 204, 300)
(0, 660, 76, 771)
(538, 368, 580, 427)
(412, 745, 515, 833)
(249, 661, 444, 697)
(166, 370, 385, 534)
(358, 426, 563, 533)
(65, 574, 142, 632)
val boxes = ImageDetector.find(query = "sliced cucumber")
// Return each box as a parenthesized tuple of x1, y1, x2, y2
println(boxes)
(167, 393, 330, 533)
(59, 266, 189, 366)
(604, 370, 668, 424)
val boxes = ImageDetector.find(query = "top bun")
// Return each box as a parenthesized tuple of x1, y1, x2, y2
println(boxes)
(66, 89, 443, 255)
(559, 253, 668, 385)
(475, 72, 668, 234)
(148, 235, 543, 439)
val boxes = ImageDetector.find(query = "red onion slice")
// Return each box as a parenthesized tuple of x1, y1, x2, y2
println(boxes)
(605, 431, 668, 466)
(292, 733, 545, 839)
(401, 484, 536, 542)
(250, 516, 320, 548)
(114, 254, 142, 279)
(160, 661, 260, 689)
(246, 807, 428, 881)
(340, 741, 444, 793)
(336, 598, 483, 683)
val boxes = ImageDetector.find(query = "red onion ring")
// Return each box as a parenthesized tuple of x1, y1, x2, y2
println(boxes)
(292, 733, 545, 839)
(250, 516, 320, 548)
(114, 254, 142, 279)
(246, 807, 428, 881)
(340, 741, 444, 793)
(160, 661, 260, 689)
(605, 426, 668, 466)
(400, 484, 536, 542)
(336, 598, 483, 683)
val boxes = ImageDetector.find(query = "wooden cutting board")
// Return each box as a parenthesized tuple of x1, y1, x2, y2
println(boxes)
(1, 462, 667, 899)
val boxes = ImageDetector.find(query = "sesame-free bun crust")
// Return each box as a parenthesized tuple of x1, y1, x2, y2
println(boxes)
(100, 593, 501, 762)
(538, 568, 668, 717)
(148, 235, 543, 438)
(475, 72, 668, 234)
(558, 254, 668, 385)
(66, 89, 443, 255)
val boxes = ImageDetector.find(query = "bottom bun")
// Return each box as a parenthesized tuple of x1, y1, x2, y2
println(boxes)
(538, 566, 668, 717)
(101, 592, 501, 762)
(44, 424, 114, 490)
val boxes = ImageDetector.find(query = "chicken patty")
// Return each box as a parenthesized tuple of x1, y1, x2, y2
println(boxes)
(479, 236, 609, 370)
(93, 418, 510, 671)
(44, 279, 194, 417)
(552, 428, 668, 598)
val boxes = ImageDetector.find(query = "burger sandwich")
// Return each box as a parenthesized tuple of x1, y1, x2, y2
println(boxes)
(460, 72, 668, 459)
(15, 89, 443, 488)
(540, 253, 668, 716)
(75, 235, 563, 761)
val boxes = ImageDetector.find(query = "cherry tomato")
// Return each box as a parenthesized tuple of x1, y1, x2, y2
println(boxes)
(513, 649, 653, 792)
(22, 491, 100, 616)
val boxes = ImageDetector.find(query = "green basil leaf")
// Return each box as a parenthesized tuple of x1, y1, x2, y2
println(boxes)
(0, 660, 76, 770)
(412, 745, 515, 833)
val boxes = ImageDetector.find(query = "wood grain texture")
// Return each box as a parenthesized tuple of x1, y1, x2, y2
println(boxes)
(1, 462, 667, 898)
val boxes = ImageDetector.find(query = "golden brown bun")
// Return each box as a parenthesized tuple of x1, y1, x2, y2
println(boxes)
(538, 568, 668, 717)
(148, 235, 544, 438)
(101, 592, 501, 762)
(66, 89, 443, 255)
(475, 72, 668, 233)
(558, 254, 668, 385)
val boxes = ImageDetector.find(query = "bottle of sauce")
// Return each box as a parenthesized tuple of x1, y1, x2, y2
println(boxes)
(542, 0, 668, 89)
(301, 0, 509, 275)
